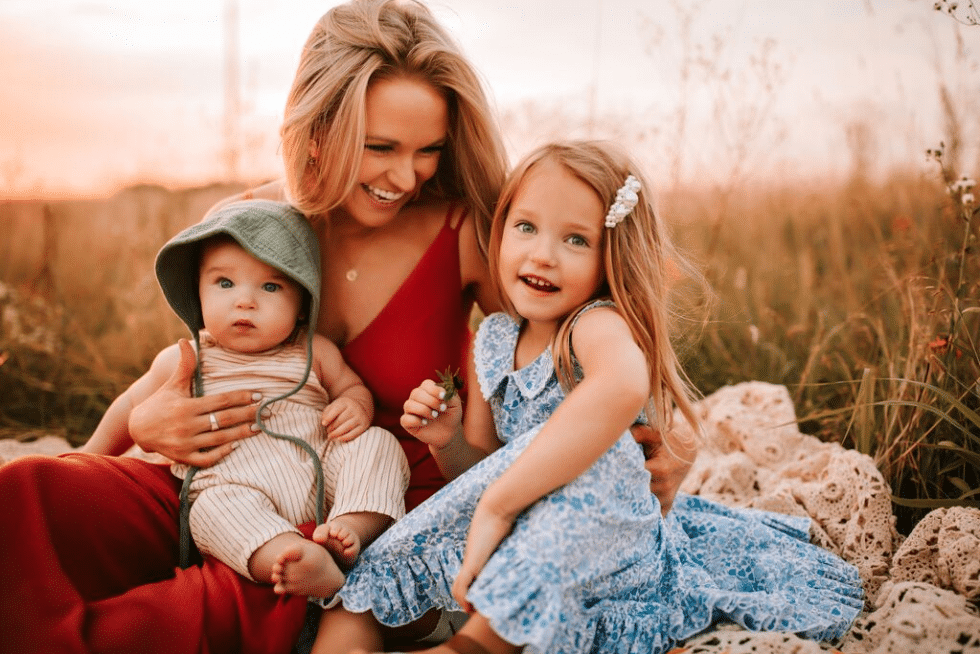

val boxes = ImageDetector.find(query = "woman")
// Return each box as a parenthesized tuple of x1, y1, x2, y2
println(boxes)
(0, 2, 691, 653)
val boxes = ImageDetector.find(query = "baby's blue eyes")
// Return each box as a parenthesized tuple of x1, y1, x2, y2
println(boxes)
(215, 278, 281, 292)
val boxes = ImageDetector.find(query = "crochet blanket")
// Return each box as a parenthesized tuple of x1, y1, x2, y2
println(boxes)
(3, 381, 978, 653)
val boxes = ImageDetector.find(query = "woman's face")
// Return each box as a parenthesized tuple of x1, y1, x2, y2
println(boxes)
(340, 76, 449, 228)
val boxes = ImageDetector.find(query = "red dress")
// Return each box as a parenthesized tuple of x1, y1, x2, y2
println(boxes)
(0, 209, 473, 654)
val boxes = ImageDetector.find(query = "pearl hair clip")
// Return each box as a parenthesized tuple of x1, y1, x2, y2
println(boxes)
(604, 175, 641, 228)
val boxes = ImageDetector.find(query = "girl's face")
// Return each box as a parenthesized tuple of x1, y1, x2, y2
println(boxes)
(198, 239, 304, 354)
(497, 158, 606, 332)
(339, 76, 449, 229)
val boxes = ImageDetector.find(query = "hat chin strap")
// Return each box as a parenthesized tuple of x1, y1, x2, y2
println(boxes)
(177, 329, 323, 569)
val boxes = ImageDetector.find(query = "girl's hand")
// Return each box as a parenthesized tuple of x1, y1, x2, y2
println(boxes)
(321, 396, 371, 442)
(128, 339, 260, 467)
(451, 498, 515, 612)
(400, 379, 462, 449)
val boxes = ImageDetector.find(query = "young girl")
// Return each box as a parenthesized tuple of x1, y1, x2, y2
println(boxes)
(90, 199, 410, 599)
(327, 141, 865, 654)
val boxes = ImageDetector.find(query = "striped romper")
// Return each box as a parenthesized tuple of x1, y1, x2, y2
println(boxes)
(172, 334, 410, 579)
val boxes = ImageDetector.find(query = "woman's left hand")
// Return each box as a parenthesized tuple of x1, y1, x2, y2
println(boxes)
(452, 499, 515, 612)
(630, 423, 696, 516)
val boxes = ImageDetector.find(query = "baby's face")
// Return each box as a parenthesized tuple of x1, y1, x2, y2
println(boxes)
(197, 239, 303, 353)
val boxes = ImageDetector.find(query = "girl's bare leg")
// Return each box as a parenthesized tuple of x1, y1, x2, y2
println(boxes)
(311, 606, 384, 654)
(350, 612, 519, 654)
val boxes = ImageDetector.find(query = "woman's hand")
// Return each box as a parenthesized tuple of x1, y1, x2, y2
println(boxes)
(631, 424, 696, 516)
(452, 497, 515, 612)
(400, 379, 463, 450)
(128, 339, 261, 467)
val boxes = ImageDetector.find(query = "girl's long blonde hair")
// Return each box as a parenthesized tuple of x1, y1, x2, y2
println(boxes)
(280, 0, 507, 249)
(488, 141, 705, 442)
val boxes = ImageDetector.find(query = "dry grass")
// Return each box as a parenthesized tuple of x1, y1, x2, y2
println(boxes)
(663, 163, 979, 533)
(0, 169, 977, 534)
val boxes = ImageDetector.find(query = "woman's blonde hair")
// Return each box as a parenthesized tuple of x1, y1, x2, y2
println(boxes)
(488, 140, 704, 440)
(280, 0, 507, 246)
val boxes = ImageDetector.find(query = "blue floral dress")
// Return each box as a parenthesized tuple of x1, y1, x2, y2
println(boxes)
(336, 309, 864, 654)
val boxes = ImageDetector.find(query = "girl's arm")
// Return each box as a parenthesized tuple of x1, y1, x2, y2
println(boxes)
(452, 307, 649, 609)
(481, 307, 650, 515)
(83, 342, 183, 456)
(401, 341, 502, 481)
(311, 334, 374, 442)
(432, 348, 501, 480)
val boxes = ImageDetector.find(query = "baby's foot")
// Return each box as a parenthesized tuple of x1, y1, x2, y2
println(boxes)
(271, 540, 346, 598)
(313, 519, 361, 570)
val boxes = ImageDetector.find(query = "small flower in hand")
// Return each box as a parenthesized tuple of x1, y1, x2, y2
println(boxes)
(436, 367, 463, 402)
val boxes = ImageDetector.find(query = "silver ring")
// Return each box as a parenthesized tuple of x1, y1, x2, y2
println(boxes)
(208, 412, 220, 432)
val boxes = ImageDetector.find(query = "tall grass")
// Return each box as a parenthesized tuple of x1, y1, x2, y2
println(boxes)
(1, 169, 976, 534)
(667, 160, 979, 534)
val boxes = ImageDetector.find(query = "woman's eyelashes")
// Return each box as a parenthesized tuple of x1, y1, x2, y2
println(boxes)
(364, 143, 444, 155)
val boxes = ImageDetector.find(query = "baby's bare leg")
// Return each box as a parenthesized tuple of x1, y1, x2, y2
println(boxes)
(251, 532, 345, 598)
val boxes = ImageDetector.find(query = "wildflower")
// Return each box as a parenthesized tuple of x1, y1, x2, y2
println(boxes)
(928, 335, 949, 354)
(950, 177, 976, 193)
(436, 367, 463, 402)
(891, 215, 912, 233)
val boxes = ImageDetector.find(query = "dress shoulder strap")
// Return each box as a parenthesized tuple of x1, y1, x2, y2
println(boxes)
(445, 204, 469, 232)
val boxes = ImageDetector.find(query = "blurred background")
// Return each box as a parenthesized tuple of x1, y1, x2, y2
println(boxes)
(1, 0, 976, 196)
(1, 0, 978, 532)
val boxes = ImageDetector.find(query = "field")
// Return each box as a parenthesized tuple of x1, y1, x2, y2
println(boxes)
(1, 165, 977, 537)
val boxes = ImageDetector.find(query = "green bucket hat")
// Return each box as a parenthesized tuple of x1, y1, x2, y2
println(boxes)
(155, 199, 321, 337)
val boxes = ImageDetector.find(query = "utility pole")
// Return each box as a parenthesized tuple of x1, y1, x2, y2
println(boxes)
(223, 0, 241, 180)
(587, 0, 602, 137)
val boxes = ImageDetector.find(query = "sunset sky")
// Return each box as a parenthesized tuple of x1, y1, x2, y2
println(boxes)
(0, 0, 976, 198)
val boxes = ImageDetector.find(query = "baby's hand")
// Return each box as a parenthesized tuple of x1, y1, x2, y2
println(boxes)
(321, 397, 370, 442)
(400, 379, 462, 448)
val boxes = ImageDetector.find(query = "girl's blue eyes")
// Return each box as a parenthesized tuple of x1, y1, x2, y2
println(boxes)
(513, 222, 589, 247)
(218, 278, 233, 289)
(262, 283, 281, 293)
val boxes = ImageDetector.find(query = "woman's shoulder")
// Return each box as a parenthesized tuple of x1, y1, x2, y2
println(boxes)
(204, 179, 287, 218)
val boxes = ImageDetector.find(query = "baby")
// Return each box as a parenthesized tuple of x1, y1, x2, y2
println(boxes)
(91, 199, 409, 598)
